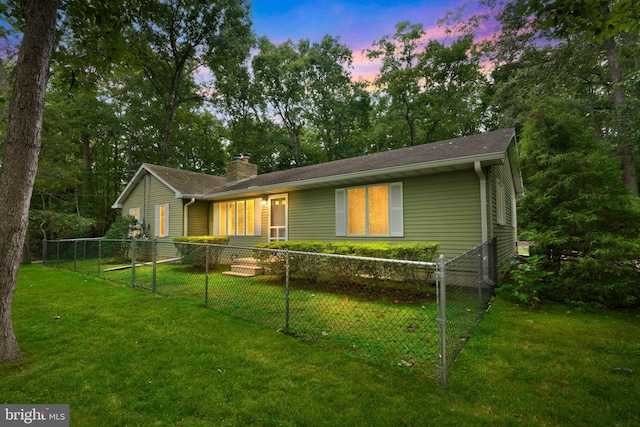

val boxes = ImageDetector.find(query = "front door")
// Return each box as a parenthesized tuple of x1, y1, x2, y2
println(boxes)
(268, 195, 288, 242)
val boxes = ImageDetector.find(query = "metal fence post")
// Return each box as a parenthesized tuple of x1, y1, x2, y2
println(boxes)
(56, 240, 60, 267)
(204, 244, 209, 307)
(492, 237, 498, 285)
(478, 247, 484, 318)
(73, 240, 78, 273)
(437, 254, 448, 389)
(42, 239, 47, 266)
(98, 239, 102, 276)
(131, 239, 136, 288)
(285, 249, 290, 333)
(152, 239, 157, 293)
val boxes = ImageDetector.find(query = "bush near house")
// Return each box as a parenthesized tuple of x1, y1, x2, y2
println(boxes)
(173, 236, 230, 270)
(254, 241, 439, 287)
(102, 215, 139, 262)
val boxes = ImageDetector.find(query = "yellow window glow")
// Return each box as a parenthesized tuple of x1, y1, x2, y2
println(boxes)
(159, 205, 166, 236)
(246, 199, 255, 235)
(368, 185, 389, 235)
(347, 188, 366, 235)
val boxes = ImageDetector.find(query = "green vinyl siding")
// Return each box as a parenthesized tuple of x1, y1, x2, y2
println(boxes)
(120, 174, 181, 259)
(121, 179, 146, 230)
(488, 163, 518, 261)
(285, 169, 482, 258)
(288, 189, 336, 240)
(187, 201, 209, 236)
(402, 170, 482, 257)
(120, 164, 516, 261)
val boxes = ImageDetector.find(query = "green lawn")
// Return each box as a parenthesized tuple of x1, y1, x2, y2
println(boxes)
(103, 261, 442, 372)
(2, 265, 639, 426)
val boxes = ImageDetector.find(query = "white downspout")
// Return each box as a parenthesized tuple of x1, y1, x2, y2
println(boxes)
(475, 161, 495, 287)
(184, 198, 196, 236)
(474, 161, 488, 243)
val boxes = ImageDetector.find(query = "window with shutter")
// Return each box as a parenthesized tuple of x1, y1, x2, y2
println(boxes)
(336, 183, 403, 237)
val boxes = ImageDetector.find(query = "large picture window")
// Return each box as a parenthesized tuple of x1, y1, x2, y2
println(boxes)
(215, 199, 260, 236)
(336, 183, 403, 237)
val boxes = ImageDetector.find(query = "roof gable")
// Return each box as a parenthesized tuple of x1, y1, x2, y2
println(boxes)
(111, 164, 226, 208)
(144, 164, 226, 196)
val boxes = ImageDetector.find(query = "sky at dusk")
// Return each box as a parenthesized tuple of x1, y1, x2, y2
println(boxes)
(250, 0, 495, 80)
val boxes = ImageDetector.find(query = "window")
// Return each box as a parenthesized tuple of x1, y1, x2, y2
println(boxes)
(129, 207, 140, 236)
(336, 183, 403, 237)
(214, 199, 261, 236)
(496, 182, 506, 226)
(155, 204, 169, 237)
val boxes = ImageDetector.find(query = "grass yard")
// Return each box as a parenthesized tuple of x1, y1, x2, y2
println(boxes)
(101, 261, 441, 371)
(2, 265, 639, 426)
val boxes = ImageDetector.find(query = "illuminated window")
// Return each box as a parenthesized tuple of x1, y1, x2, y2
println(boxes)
(337, 183, 402, 237)
(155, 204, 169, 237)
(215, 199, 259, 236)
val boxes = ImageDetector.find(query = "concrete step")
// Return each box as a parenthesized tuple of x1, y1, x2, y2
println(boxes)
(221, 258, 264, 277)
(222, 270, 260, 278)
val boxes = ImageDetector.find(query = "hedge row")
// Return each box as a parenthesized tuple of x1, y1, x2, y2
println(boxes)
(254, 241, 440, 285)
(256, 241, 439, 261)
(173, 236, 230, 270)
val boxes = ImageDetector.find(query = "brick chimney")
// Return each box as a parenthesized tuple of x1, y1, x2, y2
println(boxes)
(226, 154, 258, 183)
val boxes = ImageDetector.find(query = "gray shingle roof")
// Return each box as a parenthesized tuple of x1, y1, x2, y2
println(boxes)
(113, 128, 518, 209)
(144, 163, 227, 196)
(216, 128, 516, 195)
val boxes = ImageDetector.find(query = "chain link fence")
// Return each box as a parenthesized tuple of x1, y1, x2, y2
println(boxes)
(42, 237, 497, 387)
(436, 237, 497, 388)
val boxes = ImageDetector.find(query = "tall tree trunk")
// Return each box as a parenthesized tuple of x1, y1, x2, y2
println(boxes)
(602, 36, 638, 195)
(0, 0, 59, 364)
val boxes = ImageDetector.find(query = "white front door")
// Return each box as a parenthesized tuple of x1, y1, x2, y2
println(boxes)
(268, 195, 288, 242)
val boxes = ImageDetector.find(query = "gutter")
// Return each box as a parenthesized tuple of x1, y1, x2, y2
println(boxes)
(183, 198, 196, 236)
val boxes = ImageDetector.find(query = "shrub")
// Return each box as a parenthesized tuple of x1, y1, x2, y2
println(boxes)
(254, 241, 439, 285)
(102, 215, 139, 261)
(173, 236, 229, 270)
(498, 255, 553, 307)
(27, 209, 96, 261)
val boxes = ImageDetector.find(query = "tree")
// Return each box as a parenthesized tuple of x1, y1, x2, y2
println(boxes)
(367, 22, 425, 147)
(367, 21, 487, 148)
(517, 98, 640, 307)
(252, 37, 308, 165)
(126, 0, 252, 165)
(491, 0, 640, 193)
(205, 1, 257, 155)
(0, 0, 59, 363)
(304, 35, 371, 161)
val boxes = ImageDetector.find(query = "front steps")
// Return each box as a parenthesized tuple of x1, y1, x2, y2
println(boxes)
(222, 257, 264, 277)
